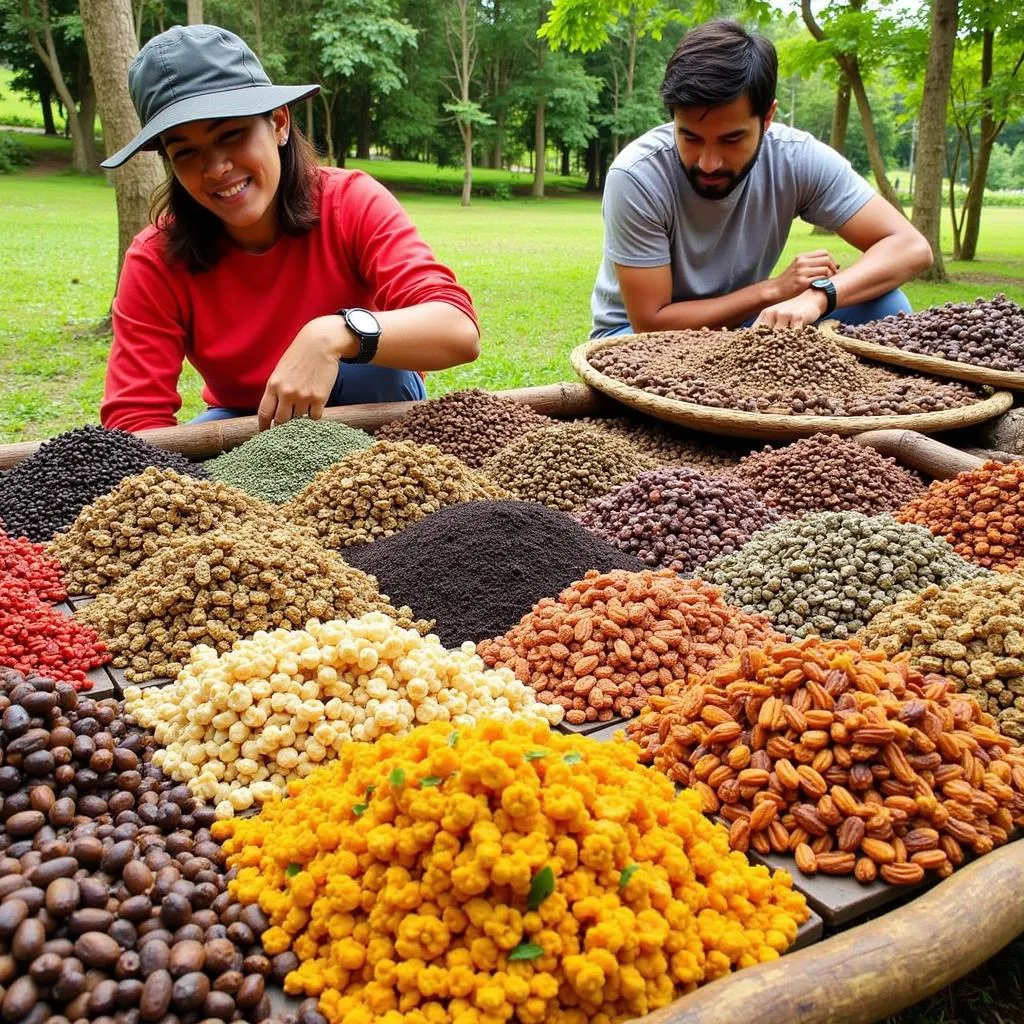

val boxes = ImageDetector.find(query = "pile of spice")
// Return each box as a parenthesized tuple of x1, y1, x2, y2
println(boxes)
(699, 511, 987, 639)
(0, 425, 205, 542)
(1, 527, 67, 603)
(730, 434, 927, 517)
(76, 525, 425, 681)
(343, 499, 642, 646)
(589, 326, 981, 416)
(205, 418, 373, 503)
(628, 638, 1024, 884)
(283, 440, 504, 548)
(0, 668, 287, 1023)
(477, 569, 779, 723)
(213, 719, 810, 1020)
(125, 612, 564, 818)
(860, 574, 1024, 741)
(896, 459, 1024, 569)
(838, 294, 1024, 372)
(581, 414, 749, 471)
(374, 388, 555, 466)
(576, 465, 779, 574)
(482, 422, 657, 512)
(47, 467, 278, 595)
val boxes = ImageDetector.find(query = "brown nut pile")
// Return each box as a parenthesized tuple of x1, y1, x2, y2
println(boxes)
(628, 637, 1024, 885)
(896, 460, 1024, 570)
(730, 434, 927, 517)
(839, 294, 1024, 371)
(282, 440, 505, 548)
(47, 467, 278, 595)
(373, 388, 555, 467)
(476, 569, 780, 724)
(76, 525, 427, 681)
(589, 326, 982, 416)
(482, 423, 658, 512)
(0, 668, 280, 1023)
(576, 465, 780, 574)
(859, 574, 1024, 741)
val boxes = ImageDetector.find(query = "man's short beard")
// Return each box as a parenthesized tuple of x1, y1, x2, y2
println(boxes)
(685, 128, 765, 200)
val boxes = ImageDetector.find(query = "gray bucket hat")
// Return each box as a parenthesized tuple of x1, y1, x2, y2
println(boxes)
(102, 25, 319, 169)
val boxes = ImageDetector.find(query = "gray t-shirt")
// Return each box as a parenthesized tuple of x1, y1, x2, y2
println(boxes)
(590, 121, 875, 336)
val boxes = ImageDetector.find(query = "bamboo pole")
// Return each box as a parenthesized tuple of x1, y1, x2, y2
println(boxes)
(852, 429, 985, 479)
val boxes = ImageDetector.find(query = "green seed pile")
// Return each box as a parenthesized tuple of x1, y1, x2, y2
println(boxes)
(699, 511, 988, 639)
(859, 573, 1024, 741)
(373, 389, 554, 467)
(579, 415, 748, 472)
(282, 440, 505, 548)
(205, 418, 373, 502)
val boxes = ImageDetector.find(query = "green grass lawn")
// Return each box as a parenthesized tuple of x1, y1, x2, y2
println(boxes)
(0, 68, 52, 129)
(1, 149, 1023, 444)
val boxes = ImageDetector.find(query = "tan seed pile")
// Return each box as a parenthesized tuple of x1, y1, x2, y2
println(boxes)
(47, 467, 277, 594)
(282, 440, 505, 548)
(482, 422, 658, 512)
(76, 524, 428, 681)
(580, 415, 748, 472)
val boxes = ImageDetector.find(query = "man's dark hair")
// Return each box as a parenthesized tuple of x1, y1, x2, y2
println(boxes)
(150, 120, 321, 273)
(661, 20, 777, 121)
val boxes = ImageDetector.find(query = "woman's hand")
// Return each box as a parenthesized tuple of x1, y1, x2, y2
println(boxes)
(257, 315, 355, 430)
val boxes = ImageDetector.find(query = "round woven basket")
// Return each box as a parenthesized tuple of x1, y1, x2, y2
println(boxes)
(570, 334, 1014, 441)
(820, 321, 1024, 390)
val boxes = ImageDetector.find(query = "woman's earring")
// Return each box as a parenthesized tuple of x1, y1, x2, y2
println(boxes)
(279, 135, 288, 147)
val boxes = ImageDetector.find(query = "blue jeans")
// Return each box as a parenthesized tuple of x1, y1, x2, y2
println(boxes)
(591, 288, 912, 338)
(190, 363, 427, 423)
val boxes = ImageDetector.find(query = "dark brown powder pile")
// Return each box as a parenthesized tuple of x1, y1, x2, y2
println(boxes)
(341, 500, 643, 646)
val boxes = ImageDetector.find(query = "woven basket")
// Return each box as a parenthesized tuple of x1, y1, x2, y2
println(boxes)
(570, 334, 1014, 441)
(820, 321, 1024, 390)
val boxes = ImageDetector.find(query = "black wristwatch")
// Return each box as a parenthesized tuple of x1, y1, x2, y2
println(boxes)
(336, 307, 382, 364)
(809, 278, 837, 317)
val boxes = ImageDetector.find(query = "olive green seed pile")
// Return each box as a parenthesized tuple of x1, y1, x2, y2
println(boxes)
(282, 440, 506, 548)
(589, 326, 981, 415)
(859, 573, 1024, 741)
(698, 511, 988, 640)
(47, 467, 279, 595)
(205, 418, 373, 502)
(76, 523, 428, 681)
(373, 388, 555, 467)
(481, 422, 658, 512)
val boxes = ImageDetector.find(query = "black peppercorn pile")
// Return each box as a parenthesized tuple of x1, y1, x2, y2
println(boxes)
(0, 667, 285, 1023)
(576, 465, 779, 575)
(729, 433, 927, 517)
(839, 294, 1024, 372)
(374, 388, 555, 467)
(589, 326, 982, 416)
(342, 499, 643, 646)
(0, 426, 206, 543)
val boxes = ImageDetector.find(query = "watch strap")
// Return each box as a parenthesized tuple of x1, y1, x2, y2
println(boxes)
(811, 279, 838, 317)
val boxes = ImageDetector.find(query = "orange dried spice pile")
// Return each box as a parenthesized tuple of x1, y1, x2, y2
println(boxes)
(896, 460, 1024, 570)
(628, 638, 1024, 886)
(214, 719, 809, 1024)
(476, 570, 779, 724)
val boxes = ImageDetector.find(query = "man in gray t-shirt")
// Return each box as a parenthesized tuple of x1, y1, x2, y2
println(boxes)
(591, 21, 933, 338)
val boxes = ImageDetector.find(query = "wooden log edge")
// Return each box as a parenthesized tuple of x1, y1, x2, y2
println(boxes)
(638, 840, 1024, 1024)
(852, 428, 985, 479)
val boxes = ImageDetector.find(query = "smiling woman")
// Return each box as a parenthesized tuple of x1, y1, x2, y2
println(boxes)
(100, 24, 480, 433)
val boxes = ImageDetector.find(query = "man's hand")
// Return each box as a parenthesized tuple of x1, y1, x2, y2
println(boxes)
(754, 289, 828, 329)
(767, 250, 839, 304)
(257, 316, 354, 430)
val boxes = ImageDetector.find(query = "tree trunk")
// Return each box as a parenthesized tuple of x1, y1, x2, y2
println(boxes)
(186, 0, 203, 23)
(492, 111, 504, 169)
(78, 68, 102, 172)
(912, 0, 958, 281)
(461, 126, 473, 207)
(561, 145, 570, 177)
(531, 98, 545, 198)
(319, 91, 336, 166)
(34, 65, 57, 134)
(842, 56, 903, 210)
(958, 28, 995, 261)
(586, 137, 599, 191)
(356, 92, 372, 160)
(813, 77, 852, 236)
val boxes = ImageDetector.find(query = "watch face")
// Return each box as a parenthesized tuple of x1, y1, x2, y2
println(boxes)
(347, 308, 380, 336)
(811, 278, 832, 289)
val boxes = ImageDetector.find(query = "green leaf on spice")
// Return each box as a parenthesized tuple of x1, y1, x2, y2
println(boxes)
(448, 731, 459, 748)
(524, 750, 548, 761)
(390, 767, 406, 788)
(352, 803, 368, 817)
(421, 776, 442, 788)
(508, 942, 545, 961)
(364, 784, 376, 798)
(619, 864, 640, 889)
(527, 865, 555, 911)
(286, 863, 301, 877)
(563, 751, 583, 765)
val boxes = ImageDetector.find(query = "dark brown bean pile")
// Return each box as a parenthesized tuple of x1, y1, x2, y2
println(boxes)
(0, 668, 277, 1023)
(839, 294, 1024, 371)
(576, 466, 779, 575)
(730, 434, 927, 517)
(343, 500, 643, 646)
(0, 427, 206, 543)
(589, 326, 982, 416)
(373, 389, 555, 467)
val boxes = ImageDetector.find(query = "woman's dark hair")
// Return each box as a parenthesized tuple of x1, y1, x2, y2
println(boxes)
(660, 20, 777, 121)
(149, 117, 321, 273)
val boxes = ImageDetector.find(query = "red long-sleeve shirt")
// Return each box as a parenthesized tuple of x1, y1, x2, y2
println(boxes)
(103, 168, 478, 432)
